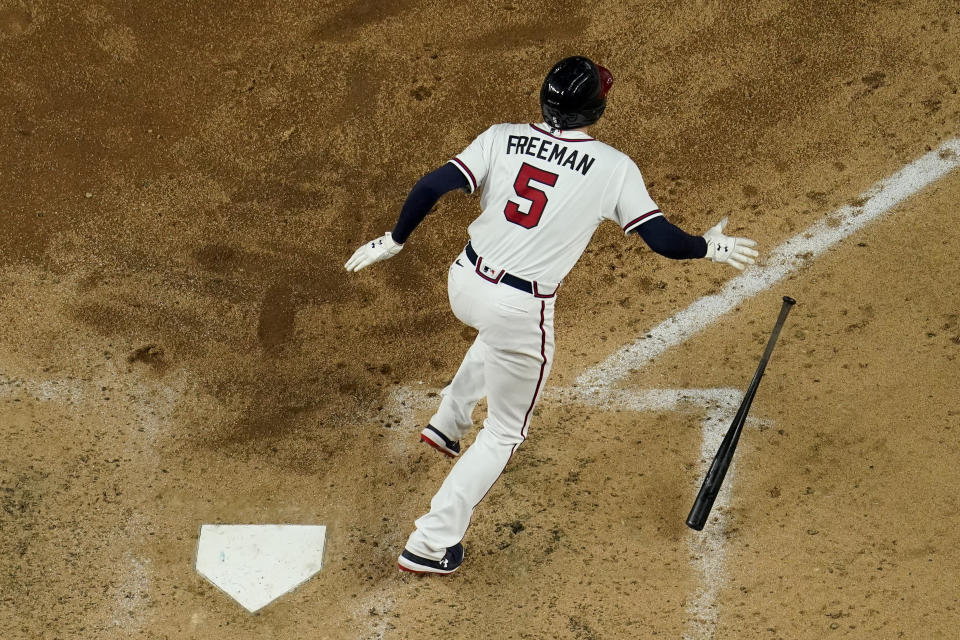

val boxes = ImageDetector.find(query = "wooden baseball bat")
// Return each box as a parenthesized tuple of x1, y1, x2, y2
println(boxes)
(686, 296, 796, 531)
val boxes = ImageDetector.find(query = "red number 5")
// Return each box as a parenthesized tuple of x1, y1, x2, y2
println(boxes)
(504, 163, 559, 229)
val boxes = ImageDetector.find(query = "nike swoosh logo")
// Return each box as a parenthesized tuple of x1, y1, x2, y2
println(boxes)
(455, 259, 464, 267)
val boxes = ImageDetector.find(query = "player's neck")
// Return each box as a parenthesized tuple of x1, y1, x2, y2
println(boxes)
(543, 123, 591, 134)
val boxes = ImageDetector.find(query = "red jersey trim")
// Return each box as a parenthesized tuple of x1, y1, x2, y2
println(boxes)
(622, 209, 662, 232)
(529, 124, 594, 143)
(520, 301, 549, 439)
(533, 282, 559, 298)
(450, 158, 477, 192)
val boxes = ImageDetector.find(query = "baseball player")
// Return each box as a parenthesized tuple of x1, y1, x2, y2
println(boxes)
(345, 56, 758, 575)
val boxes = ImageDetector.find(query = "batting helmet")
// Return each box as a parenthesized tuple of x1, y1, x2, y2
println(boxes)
(540, 56, 614, 130)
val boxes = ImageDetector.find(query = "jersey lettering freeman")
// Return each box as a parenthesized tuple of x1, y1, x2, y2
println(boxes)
(505, 134, 596, 176)
(450, 123, 662, 286)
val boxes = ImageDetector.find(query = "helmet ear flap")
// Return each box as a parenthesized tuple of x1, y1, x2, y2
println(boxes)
(597, 65, 614, 97)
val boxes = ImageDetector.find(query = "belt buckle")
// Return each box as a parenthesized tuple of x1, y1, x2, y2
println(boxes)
(475, 257, 504, 284)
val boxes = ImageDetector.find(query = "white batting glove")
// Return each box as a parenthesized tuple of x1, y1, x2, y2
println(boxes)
(703, 218, 758, 271)
(344, 232, 403, 272)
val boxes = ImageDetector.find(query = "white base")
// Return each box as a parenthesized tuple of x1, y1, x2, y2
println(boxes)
(195, 524, 327, 612)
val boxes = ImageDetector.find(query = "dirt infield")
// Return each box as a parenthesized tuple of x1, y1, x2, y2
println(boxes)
(2, 1, 959, 638)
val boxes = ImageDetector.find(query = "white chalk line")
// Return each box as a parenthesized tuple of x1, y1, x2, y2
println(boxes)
(576, 138, 960, 391)
(683, 410, 738, 640)
(0, 372, 88, 404)
(547, 386, 741, 410)
(353, 582, 404, 640)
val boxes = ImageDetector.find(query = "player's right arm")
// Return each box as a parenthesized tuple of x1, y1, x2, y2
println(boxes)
(343, 165, 467, 272)
(345, 127, 495, 273)
(392, 164, 469, 244)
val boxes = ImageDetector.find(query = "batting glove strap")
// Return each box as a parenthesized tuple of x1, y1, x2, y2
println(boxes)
(344, 232, 404, 272)
(703, 217, 759, 271)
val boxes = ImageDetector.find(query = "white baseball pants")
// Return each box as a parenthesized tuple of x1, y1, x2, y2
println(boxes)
(405, 249, 556, 559)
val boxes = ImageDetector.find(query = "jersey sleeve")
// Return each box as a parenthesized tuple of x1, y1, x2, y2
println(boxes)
(613, 159, 662, 234)
(450, 125, 498, 194)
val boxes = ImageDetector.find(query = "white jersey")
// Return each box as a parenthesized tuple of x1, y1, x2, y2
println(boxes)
(450, 122, 662, 286)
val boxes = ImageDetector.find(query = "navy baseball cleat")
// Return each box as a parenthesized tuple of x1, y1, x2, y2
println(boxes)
(420, 425, 460, 457)
(398, 543, 464, 575)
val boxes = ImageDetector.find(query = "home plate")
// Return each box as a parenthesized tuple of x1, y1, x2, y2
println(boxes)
(195, 524, 327, 612)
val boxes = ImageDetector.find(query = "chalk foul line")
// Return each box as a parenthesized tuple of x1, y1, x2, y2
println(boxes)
(576, 138, 960, 390)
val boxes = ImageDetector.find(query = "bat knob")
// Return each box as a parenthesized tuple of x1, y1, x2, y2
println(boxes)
(782, 296, 796, 305)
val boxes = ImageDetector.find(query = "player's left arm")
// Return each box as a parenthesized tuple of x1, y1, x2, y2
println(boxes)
(616, 159, 757, 270)
(632, 217, 707, 259)
(344, 163, 469, 272)
(633, 216, 758, 270)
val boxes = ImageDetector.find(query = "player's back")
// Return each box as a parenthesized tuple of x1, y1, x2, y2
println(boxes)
(451, 122, 659, 286)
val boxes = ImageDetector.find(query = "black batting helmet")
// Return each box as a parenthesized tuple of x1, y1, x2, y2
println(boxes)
(540, 56, 614, 130)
